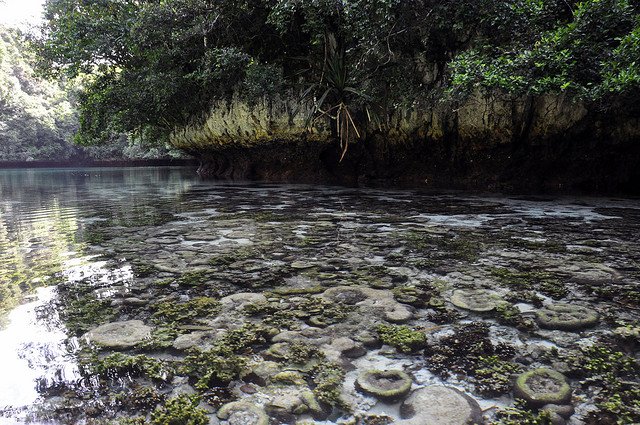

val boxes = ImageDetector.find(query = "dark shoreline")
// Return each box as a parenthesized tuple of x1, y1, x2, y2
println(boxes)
(0, 158, 198, 169)
(194, 137, 640, 197)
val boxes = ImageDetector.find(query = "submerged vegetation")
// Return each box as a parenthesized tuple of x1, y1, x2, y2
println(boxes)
(1, 172, 639, 423)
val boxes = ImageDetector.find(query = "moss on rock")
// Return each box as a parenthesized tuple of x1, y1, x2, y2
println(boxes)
(535, 303, 599, 331)
(514, 368, 572, 407)
(355, 369, 413, 401)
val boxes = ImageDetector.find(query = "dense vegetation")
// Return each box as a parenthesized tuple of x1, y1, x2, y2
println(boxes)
(35, 0, 640, 146)
(0, 26, 78, 160)
(0, 25, 183, 162)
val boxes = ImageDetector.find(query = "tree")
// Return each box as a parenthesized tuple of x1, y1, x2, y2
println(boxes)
(34, 0, 640, 146)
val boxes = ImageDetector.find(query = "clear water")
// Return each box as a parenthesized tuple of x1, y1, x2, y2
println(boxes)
(0, 167, 638, 424)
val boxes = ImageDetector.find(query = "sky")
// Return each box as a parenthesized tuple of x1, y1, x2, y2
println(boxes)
(0, 0, 44, 30)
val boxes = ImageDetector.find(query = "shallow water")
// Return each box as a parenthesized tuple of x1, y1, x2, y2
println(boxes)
(0, 167, 638, 424)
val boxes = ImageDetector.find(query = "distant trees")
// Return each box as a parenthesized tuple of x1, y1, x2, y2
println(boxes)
(0, 25, 184, 162)
(0, 26, 78, 160)
(34, 0, 640, 146)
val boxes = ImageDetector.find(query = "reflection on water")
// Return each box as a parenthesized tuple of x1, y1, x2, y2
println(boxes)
(0, 167, 197, 421)
(0, 287, 80, 422)
(0, 202, 79, 324)
(0, 167, 197, 320)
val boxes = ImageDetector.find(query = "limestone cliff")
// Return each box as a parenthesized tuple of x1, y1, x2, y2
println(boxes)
(169, 91, 640, 193)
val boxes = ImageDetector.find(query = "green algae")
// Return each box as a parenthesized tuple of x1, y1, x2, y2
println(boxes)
(149, 395, 208, 425)
(311, 361, 347, 409)
(474, 355, 523, 397)
(63, 295, 117, 336)
(180, 324, 273, 389)
(491, 401, 554, 425)
(376, 324, 427, 353)
(88, 353, 173, 382)
(490, 267, 568, 299)
(151, 297, 220, 325)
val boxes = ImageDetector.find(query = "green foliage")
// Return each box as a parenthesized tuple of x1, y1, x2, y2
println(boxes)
(448, 0, 640, 112)
(0, 26, 78, 160)
(34, 0, 640, 146)
(0, 25, 182, 160)
(90, 353, 173, 382)
(376, 324, 427, 353)
(151, 297, 220, 326)
(149, 395, 208, 425)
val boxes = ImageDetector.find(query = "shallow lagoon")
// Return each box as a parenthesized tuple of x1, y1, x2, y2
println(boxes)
(0, 167, 638, 424)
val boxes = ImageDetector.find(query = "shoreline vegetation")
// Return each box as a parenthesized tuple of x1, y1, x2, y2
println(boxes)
(1, 1, 639, 192)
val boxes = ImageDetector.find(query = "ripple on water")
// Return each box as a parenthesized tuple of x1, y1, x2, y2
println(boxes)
(0, 287, 80, 420)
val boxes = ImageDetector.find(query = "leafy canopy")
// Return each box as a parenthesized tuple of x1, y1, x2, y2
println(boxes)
(35, 0, 640, 145)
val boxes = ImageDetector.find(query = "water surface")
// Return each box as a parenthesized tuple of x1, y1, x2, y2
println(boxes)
(0, 167, 638, 424)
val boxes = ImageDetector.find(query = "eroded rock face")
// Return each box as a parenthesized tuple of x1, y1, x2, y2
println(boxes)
(398, 386, 483, 425)
(83, 320, 153, 349)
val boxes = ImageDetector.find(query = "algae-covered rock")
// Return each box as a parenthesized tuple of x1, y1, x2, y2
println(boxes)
(241, 360, 281, 386)
(376, 324, 426, 353)
(382, 300, 414, 323)
(172, 330, 219, 351)
(291, 261, 315, 269)
(514, 368, 572, 407)
(322, 286, 368, 304)
(398, 386, 483, 425)
(450, 289, 503, 312)
(355, 369, 412, 401)
(83, 320, 153, 349)
(535, 304, 599, 331)
(220, 292, 267, 310)
(217, 401, 268, 425)
(272, 370, 306, 386)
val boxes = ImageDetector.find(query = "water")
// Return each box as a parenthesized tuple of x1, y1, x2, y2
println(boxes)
(0, 167, 638, 424)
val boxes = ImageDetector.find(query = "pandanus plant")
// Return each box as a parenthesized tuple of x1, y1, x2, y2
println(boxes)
(304, 33, 373, 161)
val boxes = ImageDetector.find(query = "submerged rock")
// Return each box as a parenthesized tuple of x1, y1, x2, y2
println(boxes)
(514, 368, 572, 407)
(322, 286, 369, 305)
(398, 386, 483, 425)
(535, 304, 599, 331)
(217, 401, 268, 425)
(220, 292, 267, 310)
(329, 337, 367, 358)
(355, 369, 413, 401)
(83, 320, 153, 349)
(450, 289, 503, 312)
(172, 330, 220, 351)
